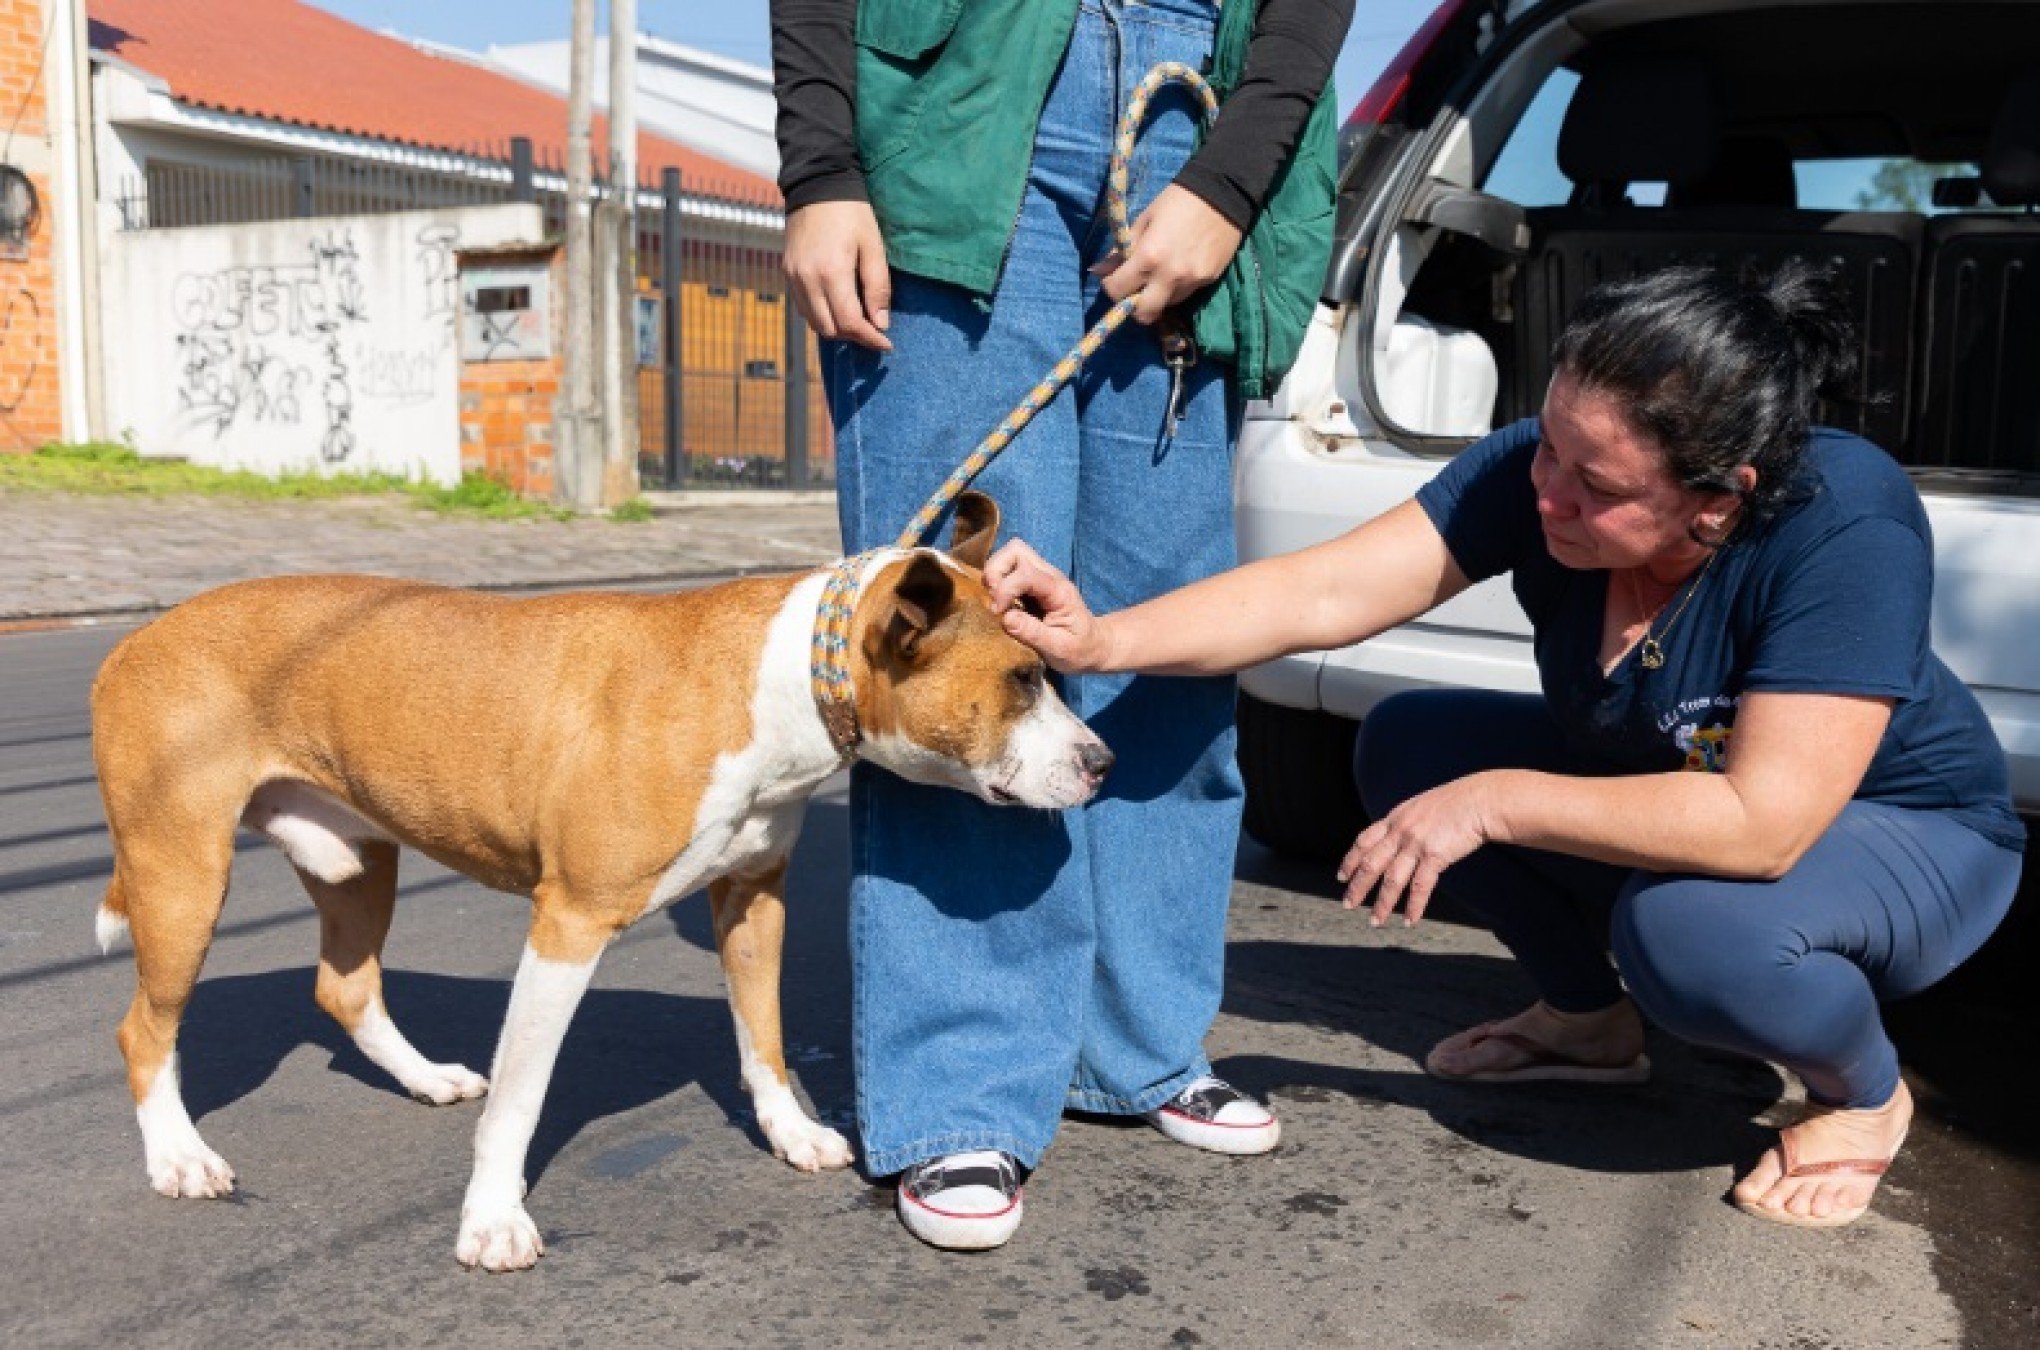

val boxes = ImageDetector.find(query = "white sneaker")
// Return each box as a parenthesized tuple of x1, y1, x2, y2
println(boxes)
(895, 1150, 1024, 1251)
(1144, 1075, 1281, 1156)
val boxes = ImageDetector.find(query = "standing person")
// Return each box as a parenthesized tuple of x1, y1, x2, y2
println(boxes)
(988, 264, 2024, 1230)
(770, 0, 1351, 1249)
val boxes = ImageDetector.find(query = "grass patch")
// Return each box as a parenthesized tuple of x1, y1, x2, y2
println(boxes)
(608, 496, 655, 523)
(1, 443, 573, 520)
(408, 470, 574, 521)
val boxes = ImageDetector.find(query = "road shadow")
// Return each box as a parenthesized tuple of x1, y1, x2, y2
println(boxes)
(176, 967, 812, 1180)
(665, 796, 853, 959)
(1880, 851, 2040, 1348)
(162, 796, 864, 1188)
(1215, 937, 1784, 1176)
(1234, 831, 2039, 1164)
(1225, 841, 1784, 1176)
(1884, 865, 2039, 1163)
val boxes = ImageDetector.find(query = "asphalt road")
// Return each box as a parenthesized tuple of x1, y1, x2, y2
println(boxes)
(2, 618, 2033, 1349)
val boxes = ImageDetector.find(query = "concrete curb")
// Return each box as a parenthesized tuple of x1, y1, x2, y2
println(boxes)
(641, 489, 838, 512)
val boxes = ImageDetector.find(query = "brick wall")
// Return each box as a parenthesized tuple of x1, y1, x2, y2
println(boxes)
(0, 0, 64, 451)
(459, 360, 559, 498)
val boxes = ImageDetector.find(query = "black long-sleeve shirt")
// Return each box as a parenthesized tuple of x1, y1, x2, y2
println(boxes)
(770, 0, 1354, 231)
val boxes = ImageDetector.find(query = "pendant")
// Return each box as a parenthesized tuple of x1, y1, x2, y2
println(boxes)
(1639, 638, 1665, 670)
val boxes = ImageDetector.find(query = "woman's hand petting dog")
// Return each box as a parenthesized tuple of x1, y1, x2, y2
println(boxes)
(985, 540, 1116, 675)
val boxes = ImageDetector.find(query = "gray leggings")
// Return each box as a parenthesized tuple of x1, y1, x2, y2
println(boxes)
(1353, 690, 2023, 1108)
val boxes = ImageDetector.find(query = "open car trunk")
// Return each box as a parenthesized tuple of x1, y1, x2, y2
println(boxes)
(1348, 0, 2040, 497)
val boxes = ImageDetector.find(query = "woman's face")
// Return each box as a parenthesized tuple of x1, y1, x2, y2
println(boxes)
(1531, 371, 1735, 574)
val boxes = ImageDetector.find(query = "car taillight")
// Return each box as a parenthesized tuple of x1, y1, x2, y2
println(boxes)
(1347, 0, 1474, 127)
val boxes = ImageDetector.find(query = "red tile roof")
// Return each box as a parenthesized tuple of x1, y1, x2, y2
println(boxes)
(88, 0, 778, 203)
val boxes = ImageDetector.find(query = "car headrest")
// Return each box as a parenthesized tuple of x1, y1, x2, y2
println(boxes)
(1559, 58, 1721, 193)
(1982, 72, 2040, 206)
(1667, 136, 1797, 209)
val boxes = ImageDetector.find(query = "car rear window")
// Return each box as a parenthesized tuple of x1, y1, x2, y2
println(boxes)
(1795, 158, 1988, 213)
(1480, 74, 1991, 217)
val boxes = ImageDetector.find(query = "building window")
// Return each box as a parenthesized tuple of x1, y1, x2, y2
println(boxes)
(0, 166, 39, 260)
(473, 285, 532, 314)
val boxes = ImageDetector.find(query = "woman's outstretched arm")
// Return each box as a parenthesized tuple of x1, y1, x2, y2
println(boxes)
(985, 498, 1470, 676)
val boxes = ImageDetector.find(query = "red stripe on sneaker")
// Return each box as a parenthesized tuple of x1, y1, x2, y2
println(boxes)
(901, 1188, 1024, 1222)
(1161, 1107, 1271, 1129)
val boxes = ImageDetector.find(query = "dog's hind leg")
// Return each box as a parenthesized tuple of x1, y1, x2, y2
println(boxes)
(455, 897, 618, 1272)
(111, 821, 239, 1199)
(300, 840, 487, 1106)
(710, 859, 854, 1173)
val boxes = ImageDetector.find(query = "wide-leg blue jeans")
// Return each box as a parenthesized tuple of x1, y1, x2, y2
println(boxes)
(821, 0, 1241, 1176)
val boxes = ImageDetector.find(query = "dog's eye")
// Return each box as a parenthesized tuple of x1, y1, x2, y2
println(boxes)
(1009, 665, 1043, 699)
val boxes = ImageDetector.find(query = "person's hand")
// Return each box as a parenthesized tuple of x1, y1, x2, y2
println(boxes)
(1337, 773, 1501, 927)
(1092, 185, 1245, 325)
(783, 200, 893, 351)
(984, 540, 1113, 674)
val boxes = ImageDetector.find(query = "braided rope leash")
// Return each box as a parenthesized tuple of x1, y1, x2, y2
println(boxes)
(810, 62, 1221, 756)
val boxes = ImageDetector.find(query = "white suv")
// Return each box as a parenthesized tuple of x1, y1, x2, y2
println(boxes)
(1234, 0, 2040, 858)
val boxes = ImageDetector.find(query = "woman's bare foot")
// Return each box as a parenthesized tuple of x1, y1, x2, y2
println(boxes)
(1732, 1081, 1913, 1227)
(1425, 999, 1647, 1080)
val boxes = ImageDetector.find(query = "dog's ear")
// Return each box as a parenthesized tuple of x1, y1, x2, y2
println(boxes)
(872, 552, 956, 663)
(948, 491, 1000, 571)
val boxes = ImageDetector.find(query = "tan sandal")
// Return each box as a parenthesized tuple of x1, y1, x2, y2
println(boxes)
(1424, 1022, 1651, 1085)
(1733, 1128, 1908, 1229)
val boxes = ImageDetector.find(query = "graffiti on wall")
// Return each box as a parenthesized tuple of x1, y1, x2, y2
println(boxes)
(113, 204, 542, 485)
(349, 223, 464, 408)
(165, 222, 478, 457)
(417, 223, 460, 331)
(170, 228, 367, 463)
(0, 286, 40, 415)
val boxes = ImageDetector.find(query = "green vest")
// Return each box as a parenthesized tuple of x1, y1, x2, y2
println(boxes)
(854, 0, 1337, 399)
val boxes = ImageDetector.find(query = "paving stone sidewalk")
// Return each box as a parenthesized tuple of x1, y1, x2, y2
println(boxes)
(0, 490, 843, 622)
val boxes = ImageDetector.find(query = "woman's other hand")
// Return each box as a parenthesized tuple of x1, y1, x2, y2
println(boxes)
(1337, 773, 1502, 927)
(1093, 185, 1245, 325)
(985, 540, 1114, 674)
(783, 200, 894, 351)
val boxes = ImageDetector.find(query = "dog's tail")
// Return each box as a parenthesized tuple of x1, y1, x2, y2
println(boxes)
(95, 872, 130, 955)
(90, 634, 136, 957)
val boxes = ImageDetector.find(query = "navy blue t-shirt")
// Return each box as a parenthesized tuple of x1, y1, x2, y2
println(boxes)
(1415, 418, 2024, 850)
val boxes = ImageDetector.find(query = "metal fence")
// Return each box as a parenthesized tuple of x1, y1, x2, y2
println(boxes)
(114, 138, 832, 491)
(642, 166, 832, 491)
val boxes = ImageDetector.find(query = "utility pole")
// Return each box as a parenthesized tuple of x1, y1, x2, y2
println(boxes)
(556, 0, 600, 511)
(599, 0, 640, 506)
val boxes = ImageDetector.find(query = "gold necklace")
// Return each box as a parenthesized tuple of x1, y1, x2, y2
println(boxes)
(1629, 548, 1720, 670)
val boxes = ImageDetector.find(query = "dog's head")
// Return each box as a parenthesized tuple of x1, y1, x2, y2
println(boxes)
(851, 492, 1113, 809)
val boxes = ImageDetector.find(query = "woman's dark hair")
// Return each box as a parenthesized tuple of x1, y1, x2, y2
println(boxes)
(1549, 261, 1858, 534)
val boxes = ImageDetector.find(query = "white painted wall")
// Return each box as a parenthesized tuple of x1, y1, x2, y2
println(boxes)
(103, 203, 544, 484)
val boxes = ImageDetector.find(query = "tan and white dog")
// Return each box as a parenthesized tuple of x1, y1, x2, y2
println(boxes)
(89, 492, 1110, 1272)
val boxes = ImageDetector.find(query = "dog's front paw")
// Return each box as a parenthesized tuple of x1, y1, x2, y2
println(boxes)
(456, 1202, 544, 1272)
(762, 1111, 855, 1173)
(147, 1137, 237, 1199)
(407, 1062, 489, 1106)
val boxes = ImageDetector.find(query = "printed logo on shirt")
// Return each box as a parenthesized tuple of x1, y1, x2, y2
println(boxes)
(1661, 694, 1739, 774)
(1675, 722, 1732, 772)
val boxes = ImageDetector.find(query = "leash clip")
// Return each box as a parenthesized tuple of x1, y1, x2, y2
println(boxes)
(1160, 321, 1198, 439)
